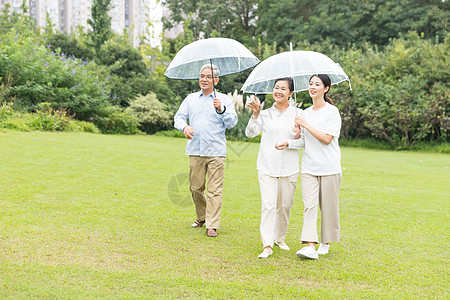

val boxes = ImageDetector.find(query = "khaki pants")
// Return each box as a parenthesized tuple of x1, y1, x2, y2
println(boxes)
(189, 156, 225, 229)
(258, 171, 299, 248)
(300, 173, 341, 244)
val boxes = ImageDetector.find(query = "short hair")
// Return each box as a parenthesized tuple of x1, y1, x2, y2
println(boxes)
(274, 77, 294, 92)
(200, 64, 220, 78)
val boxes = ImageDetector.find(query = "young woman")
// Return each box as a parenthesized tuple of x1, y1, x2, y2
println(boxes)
(246, 77, 304, 258)
(279, 74, 342, 259)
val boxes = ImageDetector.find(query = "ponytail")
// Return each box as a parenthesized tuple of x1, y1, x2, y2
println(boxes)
(324, 93, 334, 105)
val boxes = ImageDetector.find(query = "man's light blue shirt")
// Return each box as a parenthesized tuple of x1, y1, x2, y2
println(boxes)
(174, 91, 238, 157)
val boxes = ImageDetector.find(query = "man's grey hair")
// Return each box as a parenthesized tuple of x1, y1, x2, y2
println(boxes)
(200, 64, 220, 78)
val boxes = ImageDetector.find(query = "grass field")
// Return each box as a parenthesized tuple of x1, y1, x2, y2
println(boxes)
(0, 130, 448, 299)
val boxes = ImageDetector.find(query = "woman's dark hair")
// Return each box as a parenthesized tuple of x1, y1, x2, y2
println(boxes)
(274, 77, 294, 93)
(309, 74, 334, 105)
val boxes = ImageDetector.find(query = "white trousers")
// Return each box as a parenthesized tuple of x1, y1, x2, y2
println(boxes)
(300, 173, 341, 244)
(258, 171, 299, 248)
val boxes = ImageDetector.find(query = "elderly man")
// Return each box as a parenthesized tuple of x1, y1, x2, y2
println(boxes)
(174, 64, 238, 237)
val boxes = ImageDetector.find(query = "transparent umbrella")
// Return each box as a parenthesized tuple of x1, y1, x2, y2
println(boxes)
(164, 37, 260, 80)
(241, 48, 351, 95)
(165, 37, 259, 113)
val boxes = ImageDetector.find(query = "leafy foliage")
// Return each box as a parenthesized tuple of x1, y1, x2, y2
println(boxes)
(162, 0, 258, 45)
(0, 102, 100, 133)
(88, 0, 113, 56)
(164, 0, 450, 49)
(99, 38, 147, 78)
(47, 32, 94, 61)
(93, 106, 142, 135)
(0, 0, 448, 148)
(332, 32, 449, 148)
(0, 32, 111, 121)
(126, 93, 173, 134)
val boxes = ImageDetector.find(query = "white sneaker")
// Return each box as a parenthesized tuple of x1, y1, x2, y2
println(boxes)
(275, 242, 290, 251)
(258, 249, 273, 258)
(296, 246, 318, 260)
(317, 243, 329, 255)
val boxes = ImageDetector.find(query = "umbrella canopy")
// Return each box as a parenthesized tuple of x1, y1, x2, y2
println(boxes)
(241, 50, 351, 94)
(164, 37, 260, 79)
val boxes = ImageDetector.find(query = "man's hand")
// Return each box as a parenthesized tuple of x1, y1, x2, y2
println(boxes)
(183, 126, 194, 140)
(213, 98, 222, 113)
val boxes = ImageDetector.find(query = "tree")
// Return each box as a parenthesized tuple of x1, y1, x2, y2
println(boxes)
(162, 0, 258, 44)
(256, 0, 314, 48)
(257, 0, 450, 48)
(87, 0, 112, 56)
(99, 38, 147, 78)
(163, 0, 449, 49)
(47, 32, 94, 61)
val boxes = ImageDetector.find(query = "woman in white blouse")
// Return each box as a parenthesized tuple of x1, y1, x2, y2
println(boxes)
(246, 77, 304, 258)
(278, 74, 342, 260)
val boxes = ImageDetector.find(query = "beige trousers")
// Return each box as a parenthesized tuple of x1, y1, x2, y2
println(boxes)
(258, 171, 299, 248)
(189, 156, 225, 229)
(300, 173, 341, 244)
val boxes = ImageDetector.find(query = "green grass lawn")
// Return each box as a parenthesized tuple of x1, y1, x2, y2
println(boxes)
(0, 130, 448, 299)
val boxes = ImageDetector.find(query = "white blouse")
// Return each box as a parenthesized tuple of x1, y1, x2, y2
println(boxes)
(288, 103, 342, 176)
(246, 104, 305, 177)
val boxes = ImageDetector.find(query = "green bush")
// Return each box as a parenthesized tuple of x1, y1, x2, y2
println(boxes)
(1, 117, 31, 131)
(0, 101, 14, 119)
(47, 32, 94, 61)
(0, 102, 100, 133)
(331, 32, 449, 149)
(94, 106, 142, 135)
(126, 93, 172, 134)
(67, 120, 100, 133)
(0, 32, 113, 121)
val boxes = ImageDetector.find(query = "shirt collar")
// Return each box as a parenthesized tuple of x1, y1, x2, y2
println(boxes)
(200, 91, 214, 98)
(271, 103, 293, 112)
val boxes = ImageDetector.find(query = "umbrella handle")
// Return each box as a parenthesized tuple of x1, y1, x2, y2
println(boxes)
(215, 105, 226, 114)
(210, 58, 225, 114)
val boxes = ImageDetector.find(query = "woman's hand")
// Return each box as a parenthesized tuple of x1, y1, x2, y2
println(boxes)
(295, 115, 310, 130)
(246, 96, 261, 119)
(275, 141, 288, 150)
(293, 124, 301, 139)
(295, 116, 333, 145)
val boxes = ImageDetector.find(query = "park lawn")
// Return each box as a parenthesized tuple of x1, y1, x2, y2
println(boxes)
(0, 130, 448, 299)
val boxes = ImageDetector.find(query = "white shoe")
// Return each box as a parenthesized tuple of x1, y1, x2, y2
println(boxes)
(275, 242, 290, 251)
(296, 246, 318, 260)
(258, 249, 273, 258)
(317, 243, 329, 255)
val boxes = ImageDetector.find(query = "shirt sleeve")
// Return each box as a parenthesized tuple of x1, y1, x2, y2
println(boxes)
(287, 127, 305, 149)
(324, 107, 342, 138)
(220, 95, 238, 129)
(245, 116, 263, 138)
(174, 97, 189, 132)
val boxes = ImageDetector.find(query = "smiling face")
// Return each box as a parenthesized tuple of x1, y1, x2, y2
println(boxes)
(199, 67, 219, 95)
(272, 80, 293, 105)
(308, 76, 329, 100)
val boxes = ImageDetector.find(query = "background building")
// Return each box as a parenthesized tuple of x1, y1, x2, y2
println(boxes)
(162, 5, 182, 40)
(0, 0, 164, 47)
(0, 0, 22, 13)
